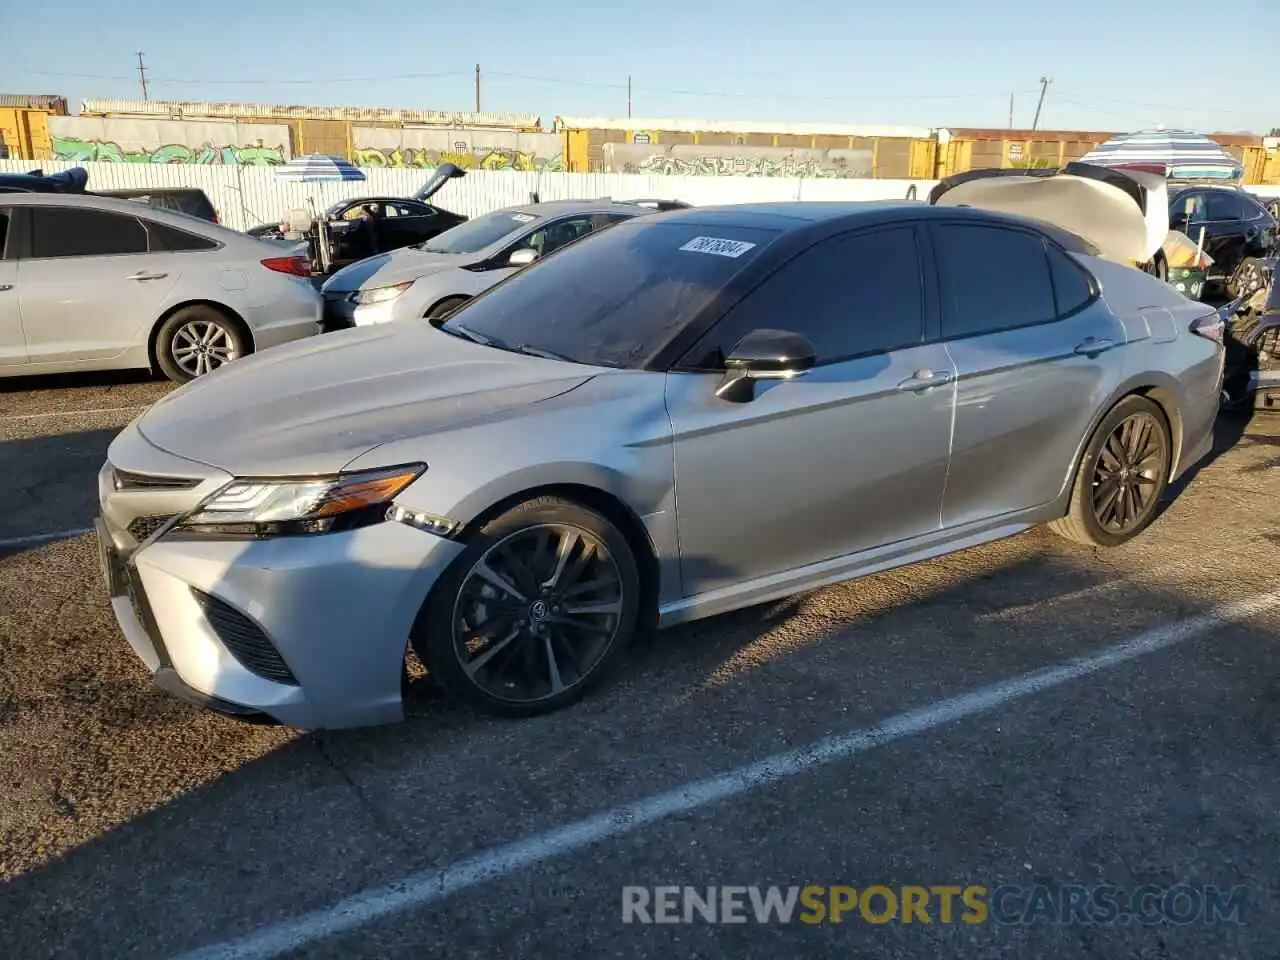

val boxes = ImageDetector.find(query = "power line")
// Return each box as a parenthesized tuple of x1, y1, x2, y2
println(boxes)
(135, 52, 148, 101)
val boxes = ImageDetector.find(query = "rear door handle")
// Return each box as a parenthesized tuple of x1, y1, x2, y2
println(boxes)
(0, 284, 12, 292)
(126, 271, 168, 281)
(1074, 337, 1115, 356)
(896, 368, 954, 392)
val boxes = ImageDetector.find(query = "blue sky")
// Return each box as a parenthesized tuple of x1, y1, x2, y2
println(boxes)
(3, 0, 1277, 133)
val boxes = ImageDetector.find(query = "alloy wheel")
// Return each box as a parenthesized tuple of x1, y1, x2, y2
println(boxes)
(1090, 412, 1167, 535)
(171, 320, 238, 377)
(450, 524, 625, 704)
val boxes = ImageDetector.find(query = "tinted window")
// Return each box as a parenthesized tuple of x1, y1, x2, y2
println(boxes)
(30, 207, 149, 259)
(685, 227, 925, 367)
(0, 211, 9, 257)
(935, 224, 1056, 338)
(1205, 191, 1246, 221)
(440, 219, 780, 369)
(420, 209, 540, 254)
(145, 220, 218, 252)
(1046, 245, 1093, 315)
(507, 215, 599, 259)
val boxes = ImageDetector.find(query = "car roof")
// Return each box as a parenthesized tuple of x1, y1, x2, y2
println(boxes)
(501, 198, 677, 218)
(0, 192, 255, 243)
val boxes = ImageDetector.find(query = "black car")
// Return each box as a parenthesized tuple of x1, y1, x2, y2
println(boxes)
(246, 164, 469, 271)
(1168, 185, 1277, 292)
(0, 167, 88, 194)
(96, 187, 220, 224)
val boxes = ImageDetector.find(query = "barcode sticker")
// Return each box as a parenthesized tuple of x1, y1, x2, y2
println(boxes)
(511, 213, 537, 223)
(679, 236, 757, 258)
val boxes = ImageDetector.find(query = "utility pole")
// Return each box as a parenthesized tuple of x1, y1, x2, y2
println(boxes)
(1031, 76, 1051, 131)
(627, 75, 632, 118)
(474, 64, 481, 113)
(1008, 92, 1014, 129)
(136, 51, 149, 101)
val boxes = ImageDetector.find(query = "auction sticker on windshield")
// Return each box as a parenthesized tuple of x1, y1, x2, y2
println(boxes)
(679, 236, 757, 258)
(511, 213, 537, 223)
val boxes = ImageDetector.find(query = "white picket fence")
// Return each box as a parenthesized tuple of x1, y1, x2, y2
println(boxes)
(4, 160, 1279, 233)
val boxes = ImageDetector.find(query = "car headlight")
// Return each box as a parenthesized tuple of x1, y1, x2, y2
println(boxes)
(171, 464, 425, 539)
(350, 282, 412, 306)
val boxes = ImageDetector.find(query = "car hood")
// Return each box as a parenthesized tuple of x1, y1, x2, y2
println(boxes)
(135, 322, 595, 476)
(322, 246, 474, 292)
(929, 161, 1170, 263)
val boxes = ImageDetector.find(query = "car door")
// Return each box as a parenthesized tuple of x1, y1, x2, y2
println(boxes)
(16, 205, 181, 364)
(0, 205, 26, 367)
(931, 220, 1126, 529)
(664, 224, 956, 595)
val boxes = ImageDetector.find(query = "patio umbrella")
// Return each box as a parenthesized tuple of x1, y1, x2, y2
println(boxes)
(274, 154, 367, 182)
(1078, 129, 1244, 183)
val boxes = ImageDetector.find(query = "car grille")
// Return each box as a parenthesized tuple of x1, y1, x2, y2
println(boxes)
(127, 514, 177, 543)
(113, 469, 201, 492)
(191, 589, 298, 686)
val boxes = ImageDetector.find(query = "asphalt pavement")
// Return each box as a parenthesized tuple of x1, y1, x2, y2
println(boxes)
(2, 369, 1279, 960)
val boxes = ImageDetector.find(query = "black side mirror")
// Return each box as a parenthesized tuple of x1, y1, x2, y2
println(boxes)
(716, 328, 816, 402)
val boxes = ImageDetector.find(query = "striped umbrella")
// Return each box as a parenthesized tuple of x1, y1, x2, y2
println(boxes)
(274, 154, 367, 182)
(1078, 129, 1243, 182)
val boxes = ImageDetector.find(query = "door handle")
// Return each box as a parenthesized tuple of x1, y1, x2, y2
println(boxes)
(126, 271, 168, 281)
(1074, 337, 1115, 356)
(0, 284, 12, 292)
(896, 368, 954, 392)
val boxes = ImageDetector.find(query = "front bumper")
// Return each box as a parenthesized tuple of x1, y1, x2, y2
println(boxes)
(98, 431, 467, 729)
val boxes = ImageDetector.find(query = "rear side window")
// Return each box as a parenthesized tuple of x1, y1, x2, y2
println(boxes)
(1046, 245, 1094, 316)
(145, 220, 218, 252)
(30, 207, 149, 259)
(934, 223, 1056, 339)
(0, 211, 9, 258)
(689, 226, 925, 366)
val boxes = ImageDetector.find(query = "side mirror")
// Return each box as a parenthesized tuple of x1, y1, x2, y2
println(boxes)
(507, 248, 538, 267)
(715, 328, 816, 403)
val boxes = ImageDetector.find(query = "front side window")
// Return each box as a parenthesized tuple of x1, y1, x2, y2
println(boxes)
(682, 226, 926, 368)
(505, 215, 601, 260)
(934, 223, 1057, 339)
(440, 219, 780, 369)
(30, 207, 149, 259)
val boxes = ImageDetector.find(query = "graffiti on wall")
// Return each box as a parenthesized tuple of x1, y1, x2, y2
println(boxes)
(352, 146, 565, 172)
(604, 143, 874, 178)
(51, 137, 285, 165)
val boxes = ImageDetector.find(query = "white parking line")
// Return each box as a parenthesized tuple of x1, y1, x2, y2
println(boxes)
(0, 404, 149, 422)
(0, 528, 94, 549)
(172, 588, 1280, 960)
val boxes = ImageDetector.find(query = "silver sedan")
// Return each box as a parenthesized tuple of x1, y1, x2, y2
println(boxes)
(97, 200, 1225, 729)
(0, 193, 321, 382)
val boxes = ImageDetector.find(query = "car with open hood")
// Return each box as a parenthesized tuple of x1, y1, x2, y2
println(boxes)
(318, 197, 690, 331)
(98, 199, 1225, 729)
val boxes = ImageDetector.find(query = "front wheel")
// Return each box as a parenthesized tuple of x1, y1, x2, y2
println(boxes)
(154, 306, 248, 383)
(413, 496, 642, 717)
(1048, 395, 1172, 547)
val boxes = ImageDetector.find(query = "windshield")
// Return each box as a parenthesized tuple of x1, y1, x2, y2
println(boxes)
(420, 209, 540, 253)
(439, 219, 780, 369)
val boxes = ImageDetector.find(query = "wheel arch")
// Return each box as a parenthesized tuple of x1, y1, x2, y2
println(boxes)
(147, 300, 254, 373)
(424, 293, 471, 322)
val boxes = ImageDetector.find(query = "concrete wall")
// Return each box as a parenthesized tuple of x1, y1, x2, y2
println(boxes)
(350, 127, 564, 171)
(47, 116, 292, 165)
(603, 142, 875, 178)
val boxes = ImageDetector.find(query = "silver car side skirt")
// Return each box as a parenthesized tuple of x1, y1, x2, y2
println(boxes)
(657, 510, 1057, 628)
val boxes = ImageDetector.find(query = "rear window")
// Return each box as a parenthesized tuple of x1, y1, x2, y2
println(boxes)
(440, 219, 780, 369)
(420, 209, 541, 254)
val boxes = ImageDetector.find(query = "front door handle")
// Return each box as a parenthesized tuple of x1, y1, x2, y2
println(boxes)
(896, 368, 954, 392)
(0, 284, 12, 292)
(1074, 337, 1115, 356)
(126, 271, 168, 281)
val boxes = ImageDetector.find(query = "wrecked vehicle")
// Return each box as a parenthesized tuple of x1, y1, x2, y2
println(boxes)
(246, 164, 469, 273)
(1221, 258, 1280, 411)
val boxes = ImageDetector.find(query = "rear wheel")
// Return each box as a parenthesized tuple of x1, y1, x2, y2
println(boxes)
(154, 305, 248, 383)
(1049, 395, 1172, 547)
(413, 496, 642, 717)
(425, 296, 470, 325)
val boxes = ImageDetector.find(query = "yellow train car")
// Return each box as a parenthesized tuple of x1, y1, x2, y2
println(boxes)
(0, 94, 68, 161)
(553, 116, 939, 178)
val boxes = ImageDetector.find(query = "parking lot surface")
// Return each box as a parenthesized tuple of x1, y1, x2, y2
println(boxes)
(2, 370, 1279, 959)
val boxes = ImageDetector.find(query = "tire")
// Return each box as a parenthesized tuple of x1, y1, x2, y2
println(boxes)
(413, 496, 643, 718)
(1049, 395, 1173, 547)
(425, 296, 470, 324)
(154, 305, 249, 383)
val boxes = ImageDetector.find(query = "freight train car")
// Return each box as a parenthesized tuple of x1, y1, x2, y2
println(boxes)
(0, 94, 68, 161)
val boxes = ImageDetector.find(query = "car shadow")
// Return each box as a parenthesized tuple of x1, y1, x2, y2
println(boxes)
(1163, 406, 1256, 505)
(0, 369, 157, 394)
